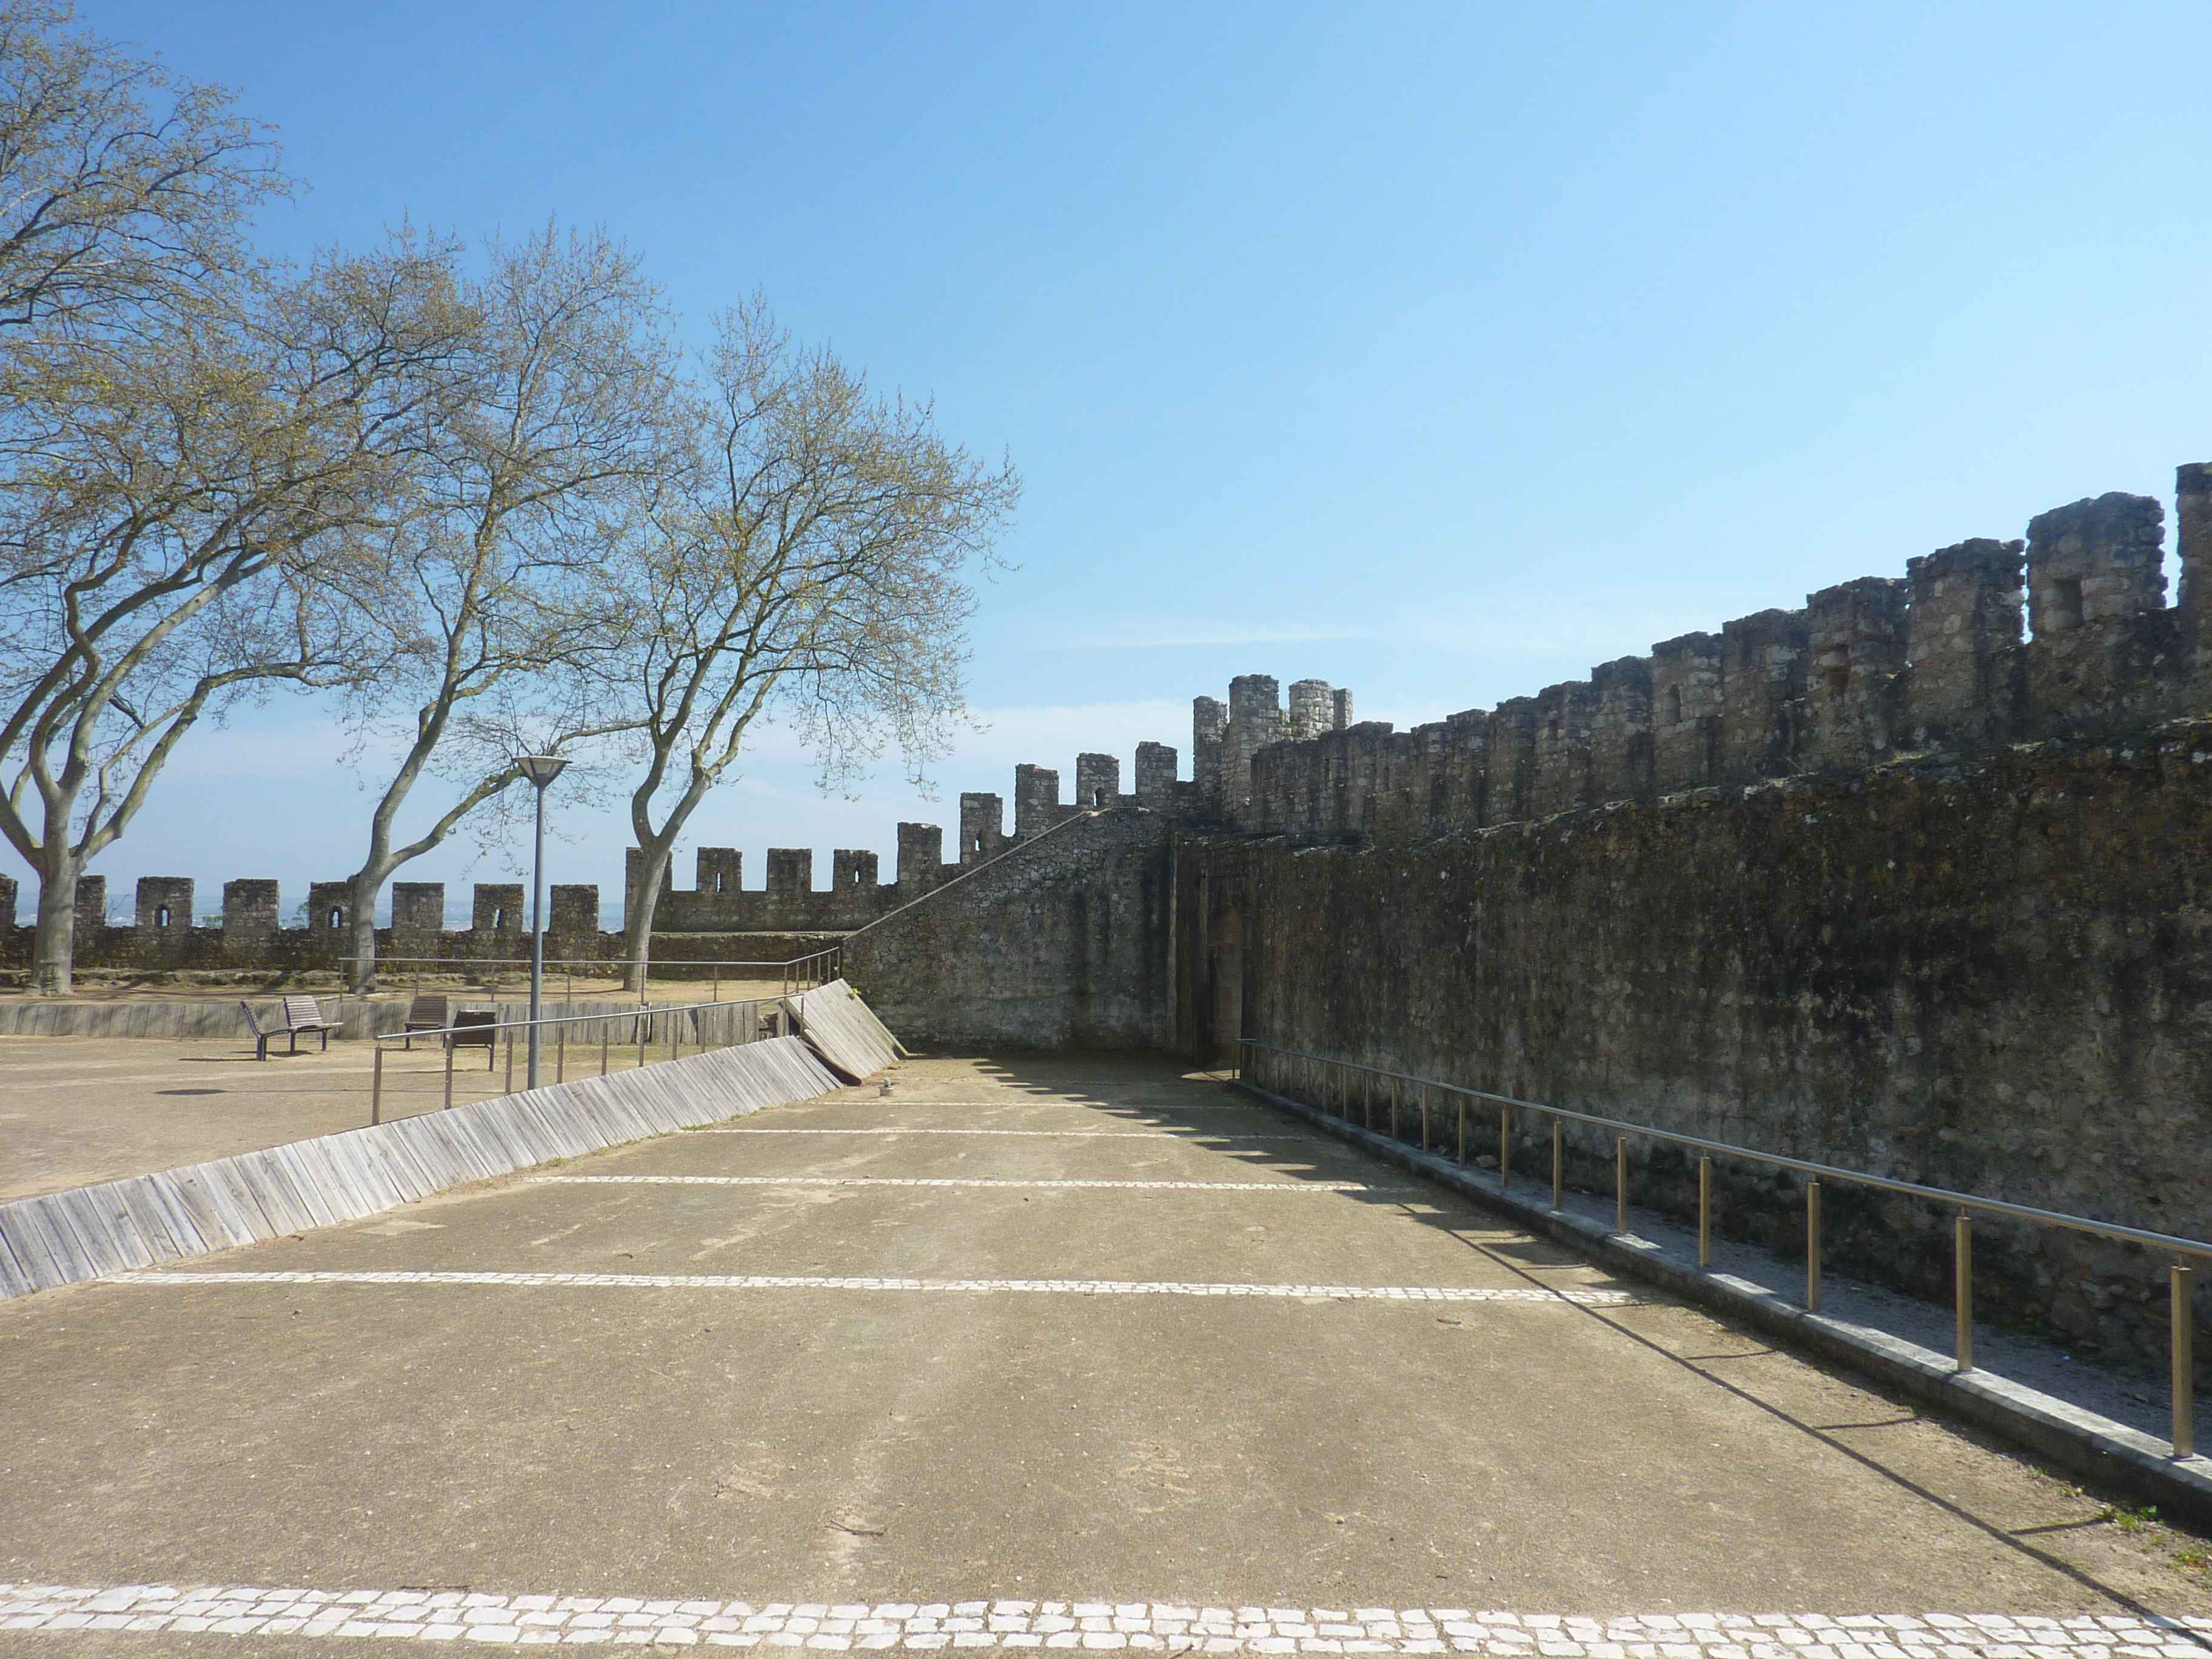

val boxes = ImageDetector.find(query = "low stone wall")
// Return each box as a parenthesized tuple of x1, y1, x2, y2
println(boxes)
(1178, 722, 2212, 1379)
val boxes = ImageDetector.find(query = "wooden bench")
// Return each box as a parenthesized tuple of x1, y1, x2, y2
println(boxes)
(240, 995, 344, 1061)
(449, 1008, 498, 1070)
(402, 993, 451, 1050)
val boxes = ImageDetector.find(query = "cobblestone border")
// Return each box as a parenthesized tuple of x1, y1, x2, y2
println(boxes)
(5, 1585, 2210, 1650)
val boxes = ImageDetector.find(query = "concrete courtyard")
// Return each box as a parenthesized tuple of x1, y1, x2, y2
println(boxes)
(0, 1031, 686, 1201)
(2, 1053, 2208, 1653)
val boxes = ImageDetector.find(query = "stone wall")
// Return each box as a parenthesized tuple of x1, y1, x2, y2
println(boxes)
(1, 740, 1190, 970)
(842, 808, 1174, 1051)
(1224, 467, 2212, 843)
(0, 918, 841, 979)
(1176, 725, 2212, 1377)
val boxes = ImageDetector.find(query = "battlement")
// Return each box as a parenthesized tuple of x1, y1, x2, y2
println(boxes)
(27, 465, 2207, 962)
(1226, 463, 2212, 842)
(0, 729, 1206, 970)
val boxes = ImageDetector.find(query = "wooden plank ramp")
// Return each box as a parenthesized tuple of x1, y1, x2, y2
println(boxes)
(0, 1035, 841, 1302)
(783, 979, 903, 1082)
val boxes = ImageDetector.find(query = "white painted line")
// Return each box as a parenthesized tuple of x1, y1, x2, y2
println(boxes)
(109, 1270, 1637, 1304)
(694, 1128, 1318, 1138)
(2, 1583, 2203, 1651)
(543, 1175, 1409, 1193)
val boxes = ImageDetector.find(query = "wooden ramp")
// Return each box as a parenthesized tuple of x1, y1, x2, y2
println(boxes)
(0, 1035, 840, 1302)
(785, 979, 904, 1082)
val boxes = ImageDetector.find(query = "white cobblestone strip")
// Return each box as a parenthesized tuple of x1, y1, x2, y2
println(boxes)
(3, 1584, 2208, 1651)
(695, 1128, 1317, 1139)
(542, 1175, 1406, 1193)
(109, 1270, 1637, 1304)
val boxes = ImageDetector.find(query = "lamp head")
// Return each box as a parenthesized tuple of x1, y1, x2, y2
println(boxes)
(515, 754, 569, 789)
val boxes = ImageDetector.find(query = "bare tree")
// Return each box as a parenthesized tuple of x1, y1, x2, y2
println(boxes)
(331, 224, 678, 991)
(0, 238, 473, 992)
(602, 301, 1019, 991)
(0, 0, 285, 337)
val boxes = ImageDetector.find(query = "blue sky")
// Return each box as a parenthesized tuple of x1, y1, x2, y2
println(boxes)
(20, 0, 2212, 923)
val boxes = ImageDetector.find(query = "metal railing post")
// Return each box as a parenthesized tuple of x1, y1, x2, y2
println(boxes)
(1698, 1156, 1713, 1268)
(443, 1038, 455, 1111)
(668, 1010, 679, 1062)
(1806, 1181, 1822, 1312)
(2174, 1264, 2195, 1459)
(557, 1022, 566, 1084)
(637, 1015, 648, 1071)
(1954, 1215, 1974, 1372)
(1232, 1039, 2212, 1376)
(601, 1018, 611, 1077)
(370, 1044, 384, 1126)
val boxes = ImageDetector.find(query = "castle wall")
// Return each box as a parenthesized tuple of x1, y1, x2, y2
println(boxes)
(1210, 468, 2212, 845)
(1178, 723, 2212, 1378)
(4, 737, 1190, 971)
(843, 808, 1173, 1050)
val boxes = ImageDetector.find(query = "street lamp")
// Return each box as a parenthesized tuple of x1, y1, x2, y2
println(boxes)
(515, 754, 569, 1088)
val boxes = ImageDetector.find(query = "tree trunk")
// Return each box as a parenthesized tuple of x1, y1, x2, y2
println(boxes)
(622, 843, 672, 996)
(344, 873, 383, 994)
(31, 856, 79, 997)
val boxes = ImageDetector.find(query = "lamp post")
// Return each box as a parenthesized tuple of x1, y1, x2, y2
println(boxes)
(515, 754, 569, 1088)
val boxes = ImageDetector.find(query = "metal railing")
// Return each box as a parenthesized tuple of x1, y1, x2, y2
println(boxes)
(367, 991, 807, 1127)
(1237, 1037, 2204, 1460)
(338, 945, 843, 1003)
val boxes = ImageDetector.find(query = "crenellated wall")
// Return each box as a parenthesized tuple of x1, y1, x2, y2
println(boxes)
(1, 739, 1196, 970)
(1223, 467, 2212, 842)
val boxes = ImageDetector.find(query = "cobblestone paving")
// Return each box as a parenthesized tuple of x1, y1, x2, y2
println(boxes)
(7, 1586, 2209, 1652)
